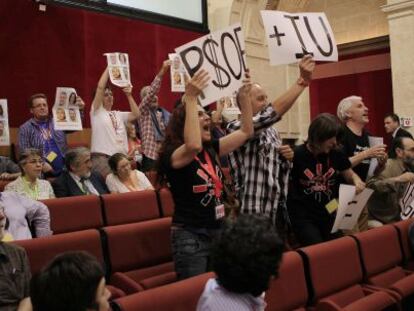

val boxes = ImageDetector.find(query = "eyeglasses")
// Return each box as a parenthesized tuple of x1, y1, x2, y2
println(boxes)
(25, 159, 44, 165)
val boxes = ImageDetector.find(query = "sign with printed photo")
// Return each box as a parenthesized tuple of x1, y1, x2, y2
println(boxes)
(169, 53, 188, 92)
(53, 87, 82, 131)
(105, 52, 131, 87)
(0, 99, 10, 146)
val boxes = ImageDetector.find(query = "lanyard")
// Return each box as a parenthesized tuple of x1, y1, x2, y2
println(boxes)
(195, 150, 223, 198)
(108, 111, 119, 132)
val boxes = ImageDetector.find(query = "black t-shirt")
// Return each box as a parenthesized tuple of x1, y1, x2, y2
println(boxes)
(161, 140, 224, 229)
(338, 125, 370, 181)
(287, 144, 351, 221)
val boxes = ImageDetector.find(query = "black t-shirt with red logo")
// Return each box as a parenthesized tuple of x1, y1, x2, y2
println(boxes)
(161, 140, 224, 229)
(288, 144, 351, 222)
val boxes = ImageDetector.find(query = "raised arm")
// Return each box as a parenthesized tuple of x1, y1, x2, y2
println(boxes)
(271, 55, 315, 117)
(219, 78, 254, 156)
(91, 68, 109, 112)
(121, 85, 141, 122)
(170, 70, 209, 169)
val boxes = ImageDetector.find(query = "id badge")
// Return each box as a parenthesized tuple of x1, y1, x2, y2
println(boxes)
(215, 204, 225, 220)
(46, 151, 57, 163)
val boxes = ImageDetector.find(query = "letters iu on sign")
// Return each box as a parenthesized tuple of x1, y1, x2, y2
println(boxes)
(261, 11, 338, 66)
(175, 23, 247, 107)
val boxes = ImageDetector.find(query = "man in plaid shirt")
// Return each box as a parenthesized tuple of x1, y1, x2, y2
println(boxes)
(138, 60, 171, 171)
(227, 55, 315, 233)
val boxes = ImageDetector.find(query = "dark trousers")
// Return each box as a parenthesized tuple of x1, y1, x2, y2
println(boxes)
(141, 155, 157, 172)
(292, 218, 343, 247)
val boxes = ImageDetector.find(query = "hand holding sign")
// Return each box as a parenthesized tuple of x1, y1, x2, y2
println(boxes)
(184, 70, 210, 99)
(261, 11, 338, 66)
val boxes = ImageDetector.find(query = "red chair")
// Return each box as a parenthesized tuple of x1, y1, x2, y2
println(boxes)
(158, 187, 174, 217)
(104, 217, 175, 294)
(265, 251, 308, 311)
(113, 272, 213, 311)
(41, 195, 103, 234)
(101, 190, 160, 226)
(393, 218, 414, 271)
(353, 225, 414, 308)
(299, 236, 397, 311)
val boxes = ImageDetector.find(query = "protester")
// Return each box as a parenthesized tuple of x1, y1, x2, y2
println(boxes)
(288, 113, 365, 246)
(5, 149, 55, 200)
(197, 215, 284, 311)
(157, 70, 253, 280)
(18, 93, 85, 176)
(0, 156, 21, 181)
(106, 153, 153, 193)
(90, 68, 140, 177)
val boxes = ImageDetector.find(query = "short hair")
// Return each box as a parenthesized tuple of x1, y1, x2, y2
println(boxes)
(30, 251, 105, 311)
(211, 215, 284, 297)
(337, 95, 362, 122)
(108, 153, 128, 175)
(19, 148, 42, 175)
(308, 113, 341, 149)
(389, 136, 414, 159)
(64, 147, 90, 172)
(140, 86, 150, 100)
(385, 113, 400, 125)
(28, 93, 47, 108)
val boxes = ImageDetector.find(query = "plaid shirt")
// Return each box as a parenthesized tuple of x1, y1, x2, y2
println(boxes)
(137, 75, 166, 160)
(226, 104, 291, 223)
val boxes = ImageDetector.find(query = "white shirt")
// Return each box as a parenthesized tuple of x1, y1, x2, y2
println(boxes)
(106, 170, 153, 193)
(90, 105, 130, 156)
(69, 172, 99, 196)
(392, 127, 401, 138)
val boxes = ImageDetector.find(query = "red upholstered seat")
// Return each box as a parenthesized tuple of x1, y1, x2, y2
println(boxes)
(299, 236, 397, 311)
(353, 225, 414, 308)
(104, 217, 175, 294)
(265, 251, 308, 311)
(101, 190, 160, 226)
(113, 272, 214, 311)
(158, 187, 174, 217)
(40, 195, 103, 234)
(393, 218, 414, 271)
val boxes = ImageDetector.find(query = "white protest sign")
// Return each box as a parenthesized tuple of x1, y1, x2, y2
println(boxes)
(0, 99, 10, 146)
(400, 183, 414, 220)
(367, 136, 384, 179)
(169, 53, 188, 92)
(331, 184, 373, 233)
(53, 87, 83, 131)
(105, 52, 131, 87)
(261, 10, 338, 66)
(175, 23, 247, 107)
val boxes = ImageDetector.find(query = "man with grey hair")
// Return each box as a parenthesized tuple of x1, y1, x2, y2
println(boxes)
(52, 147, 109, 197)
(136, 60, 171, 172)
(337, 95, 386, 231)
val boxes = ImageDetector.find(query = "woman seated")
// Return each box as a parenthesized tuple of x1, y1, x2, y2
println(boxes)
(106, 153, 153, 193)
(5, 148, 55, 200)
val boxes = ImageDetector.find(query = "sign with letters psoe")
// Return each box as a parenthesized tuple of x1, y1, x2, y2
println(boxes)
(331, 184, 373, 233)
(261, 10, 338, 66)
(175, 23, 247, 107)
(0, 99, 10, 146)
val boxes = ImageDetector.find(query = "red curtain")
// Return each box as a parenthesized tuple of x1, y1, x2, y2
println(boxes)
(0, 1, 203, 127)
(309, 68, 393, 139)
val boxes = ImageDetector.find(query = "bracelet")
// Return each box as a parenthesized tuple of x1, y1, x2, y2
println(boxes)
(296, 77, 310, 87)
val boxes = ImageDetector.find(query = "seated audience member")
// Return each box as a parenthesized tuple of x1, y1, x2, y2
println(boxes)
(106, 153, 153, 193)
(30, 251, 111, 311)
(0, 191, 52, 240)
(126, 122, 143, 166)
(367, 137, 414, 226)
(197, 215, 284, 311)
(288, 113, 365, 247)
(90, 68, 140, 177)
(138, 60, 171, 172)
(52, 147, 109, 197)
(5, 149, 55, 200)
(18, 93, 85, 176)
(157, 71, 253, 280)
(0, 204, 32, 311)
(0, 156, 21, 181)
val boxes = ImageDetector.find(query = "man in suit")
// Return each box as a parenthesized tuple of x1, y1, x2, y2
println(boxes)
(52, 147, 109, 197)
(385, 113, 413, 139)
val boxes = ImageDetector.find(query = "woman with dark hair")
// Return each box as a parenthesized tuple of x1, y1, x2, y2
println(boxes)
(287, 113, 365, 246)
(105, 153, 152, 193)
(5, 148, 55, 200)
(68, 92, 77, 106)
(157, 70, 253, 280)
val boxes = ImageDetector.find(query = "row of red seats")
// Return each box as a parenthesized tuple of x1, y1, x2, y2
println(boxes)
(39, 188, 174, 234)
(14, 217, 176, 299)
(112, 218, 414, 311)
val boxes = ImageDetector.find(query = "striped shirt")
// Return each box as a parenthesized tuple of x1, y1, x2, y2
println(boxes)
(226, 104, 291, 224)
(137, 75, 167, 160)
(197, 278, 266, 311)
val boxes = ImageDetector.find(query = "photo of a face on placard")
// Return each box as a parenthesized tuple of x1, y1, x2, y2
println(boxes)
(119, 53, 127, 65)
(0, 103, 4, 119)
(111, 67, 122, 80)
(58, 91, 68, 106)
(0, 120, 4, 137)
(55, 107, 67, 122)
(68, 92, 77, 106)
(68, 108, 77, 122)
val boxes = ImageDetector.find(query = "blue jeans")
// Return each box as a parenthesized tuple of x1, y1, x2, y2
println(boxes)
(171, 227, 218, 281)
